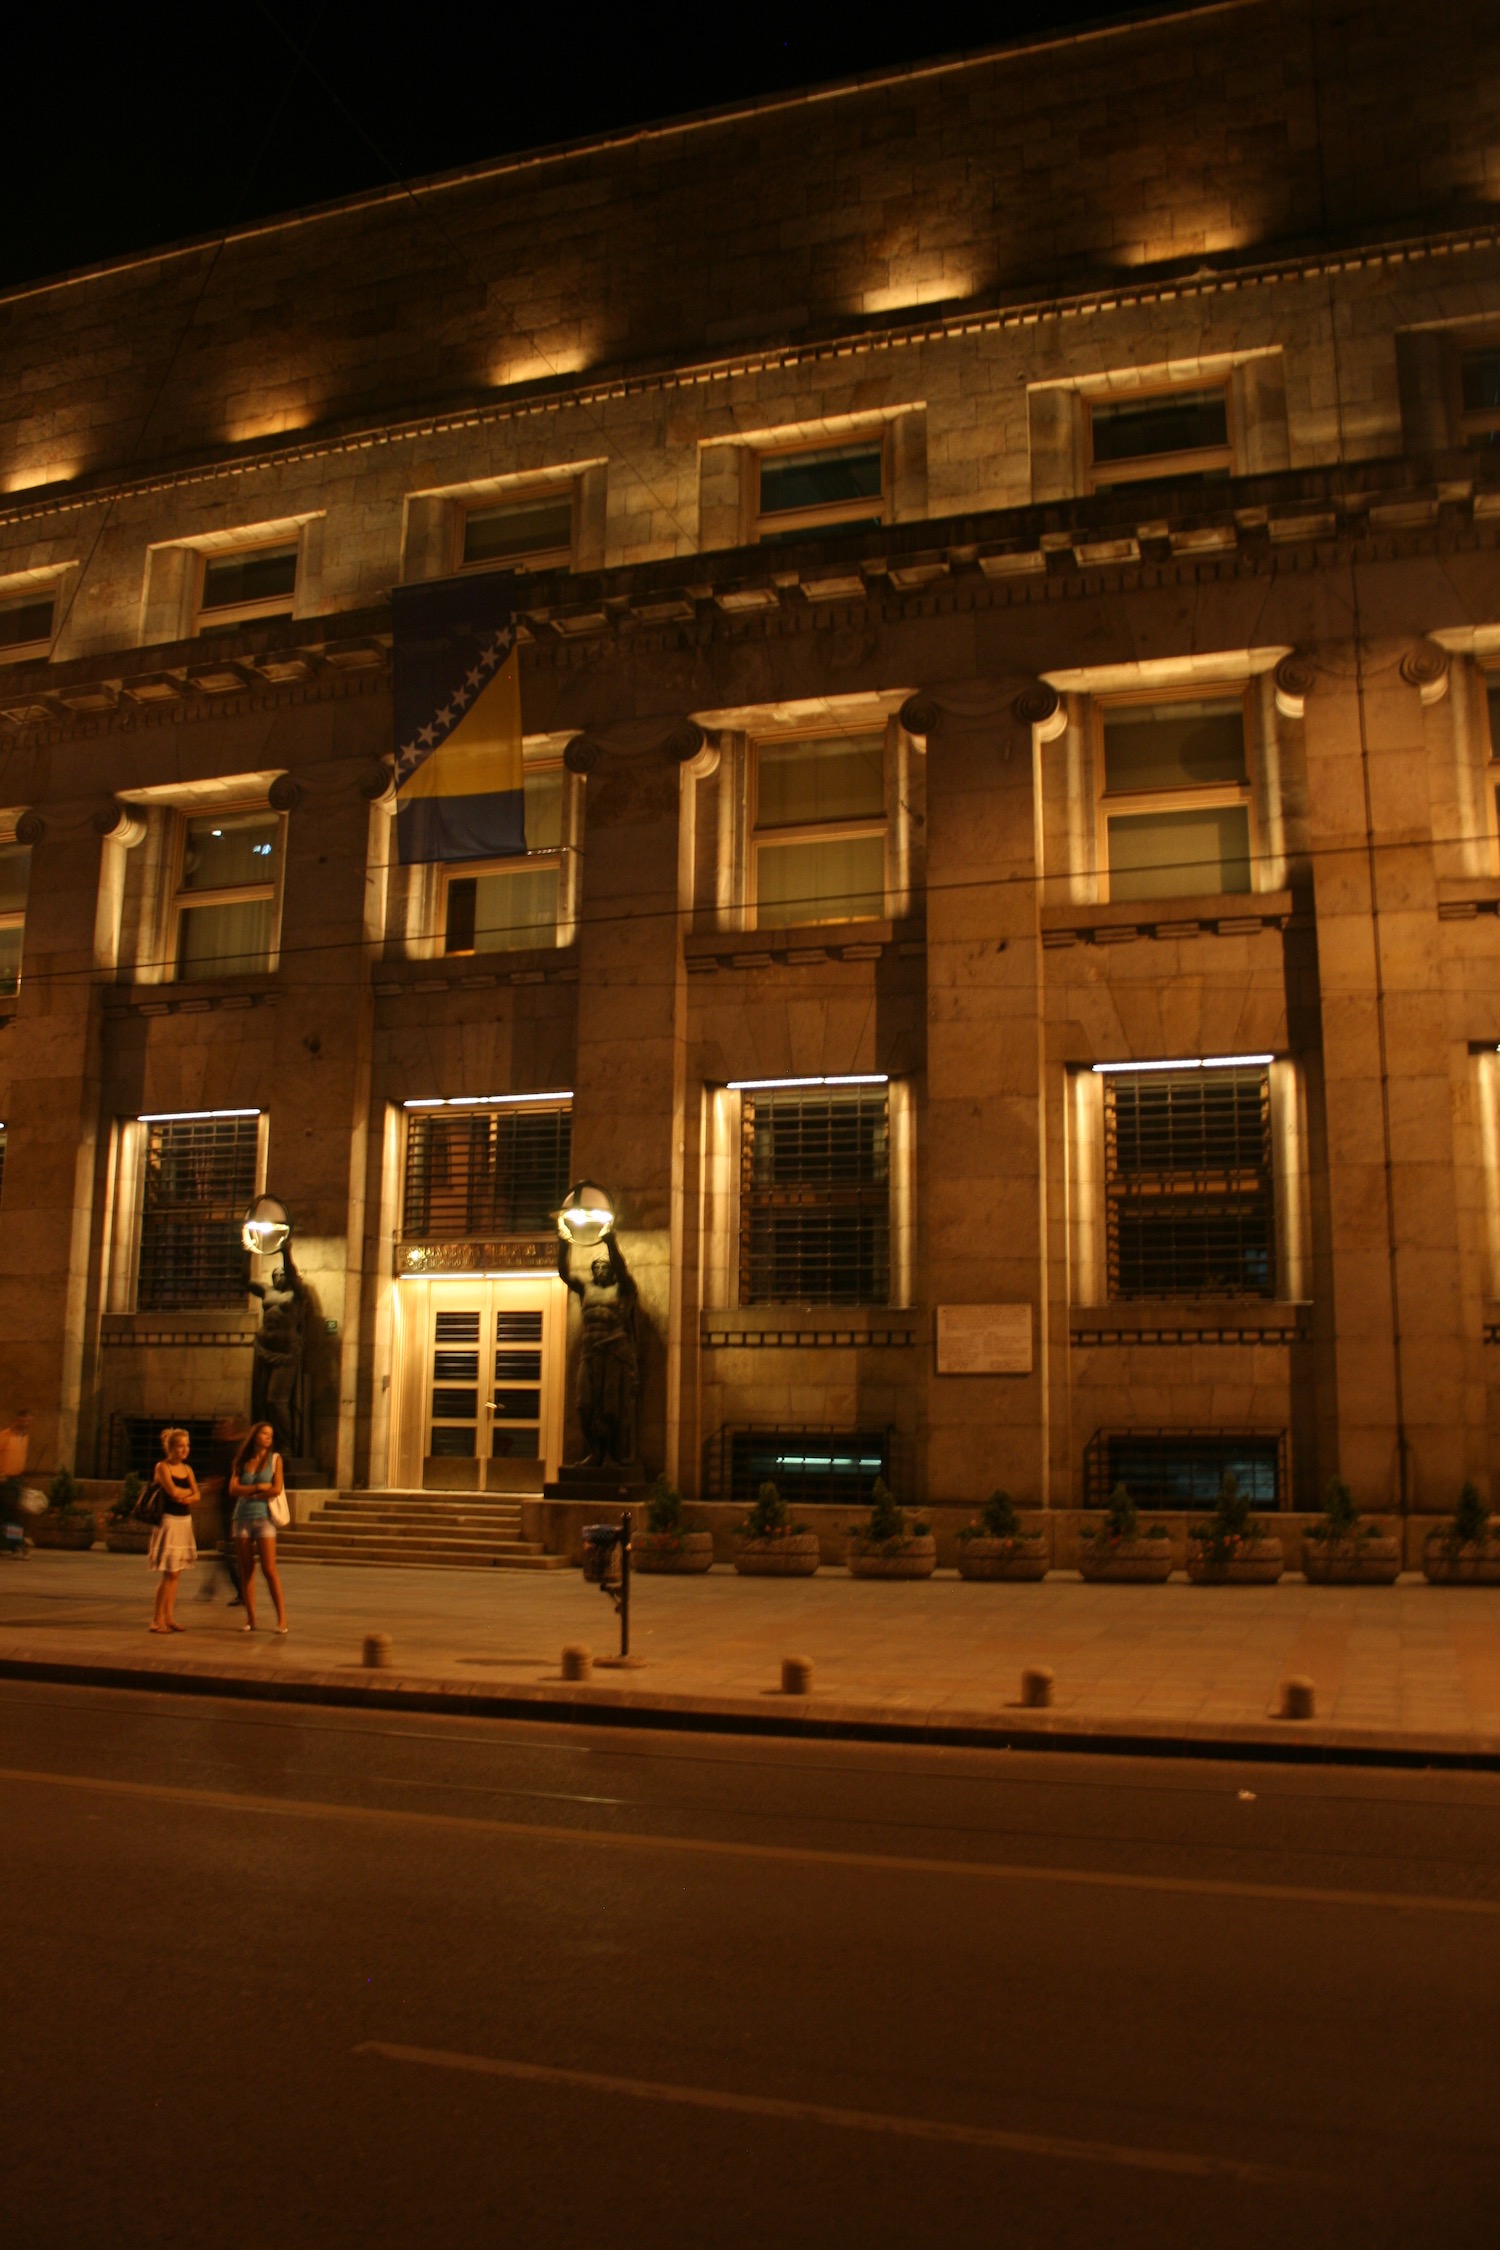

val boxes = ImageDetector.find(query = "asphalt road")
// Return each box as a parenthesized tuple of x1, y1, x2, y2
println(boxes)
(3, 1679, 1498, 2250)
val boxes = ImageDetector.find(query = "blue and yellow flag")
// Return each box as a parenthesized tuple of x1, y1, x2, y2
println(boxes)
(391, 575, 525, 865)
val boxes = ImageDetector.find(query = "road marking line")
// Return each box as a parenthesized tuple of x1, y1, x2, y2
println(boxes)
(352, 2040, 1285, 2184)
(3, 1763, 1497, 1918)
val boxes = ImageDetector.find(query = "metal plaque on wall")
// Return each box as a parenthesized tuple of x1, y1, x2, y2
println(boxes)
(935, 1303, 1033, 1375)
(395, 1238, 554, 1275)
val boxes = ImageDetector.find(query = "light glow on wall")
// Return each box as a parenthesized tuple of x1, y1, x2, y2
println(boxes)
(727, 1073, 889, 1091)
(401, 1091, 573, 1109)
(137, 1107, 261, 1121)
(1091, 1055, 1273, 1075)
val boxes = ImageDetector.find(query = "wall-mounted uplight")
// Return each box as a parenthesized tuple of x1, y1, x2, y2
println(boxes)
(1091, 1054, 1274, 1076)
(402, 1090, 573, 1110)
(726, 1073, 890, 1092)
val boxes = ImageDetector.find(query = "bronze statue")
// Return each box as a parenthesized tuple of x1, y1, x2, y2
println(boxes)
(557, 1230, 639, 1467)
(249, 1242, 306, 1461)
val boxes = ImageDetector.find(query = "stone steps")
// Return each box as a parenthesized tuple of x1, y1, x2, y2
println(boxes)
(283, 1490, 568, 1573)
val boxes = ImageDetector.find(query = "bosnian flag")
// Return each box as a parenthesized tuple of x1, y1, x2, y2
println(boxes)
(392, 574, 524, 866)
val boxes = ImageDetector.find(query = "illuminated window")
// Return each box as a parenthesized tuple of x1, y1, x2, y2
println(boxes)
(725, 1427, 890, 1506)
(1088, 1430, 1283, 1510)
(136, 1114, 260, 1311)
(0, 589, 54, 664)
(1098, 699, 1253, 902)
(442, 756, 565, 956)
(197, 544, 298, 632)
(752, 731, 886, 928)
(1458, 346, 1500, 450)
(402, 1104, 572, 1239)
(461, 491, 574, 573)
(173, 810, 282, 980)
(1087, 386, 1232, 490)
(753, 440, 886, 543)
(739, 1086, 890, 1306)
(0, 840, 30, 998)
(1103, 1065, 1275, 1300)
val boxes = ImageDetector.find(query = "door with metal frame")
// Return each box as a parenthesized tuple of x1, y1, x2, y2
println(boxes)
(397, 1276, 564, 1491)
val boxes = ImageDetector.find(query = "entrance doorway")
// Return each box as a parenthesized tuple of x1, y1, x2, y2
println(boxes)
(390, 1275, 566, 1491)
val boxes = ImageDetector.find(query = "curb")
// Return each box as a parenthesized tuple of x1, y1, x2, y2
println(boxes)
(3, 1651, 1499, 1771)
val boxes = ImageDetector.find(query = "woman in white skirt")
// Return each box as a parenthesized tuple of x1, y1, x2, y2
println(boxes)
(148, 1426, 199, 1633)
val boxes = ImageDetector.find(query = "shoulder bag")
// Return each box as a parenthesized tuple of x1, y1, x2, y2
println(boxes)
(269, 1461, 290, 1529)
(134, 1480, 164, 1527)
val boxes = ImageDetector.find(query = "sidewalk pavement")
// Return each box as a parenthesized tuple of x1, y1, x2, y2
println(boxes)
(4, 1552, 1500, 1763)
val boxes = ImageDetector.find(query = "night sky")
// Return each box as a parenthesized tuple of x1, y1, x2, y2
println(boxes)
(4, 3, 1179, 289)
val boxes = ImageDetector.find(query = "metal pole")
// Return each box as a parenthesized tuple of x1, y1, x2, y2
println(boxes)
(619, 1507, 631, 1661)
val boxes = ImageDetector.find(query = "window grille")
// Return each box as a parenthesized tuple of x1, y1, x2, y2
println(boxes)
(740, 1088, 889, 1305)
(1085, 1429, 1285, 1511)
(402, 1107, 571, 1239)
(723, 1426, 891, 1506)
(1104, 1067, 1274, 1299)
(136, 1116, 259, 1311)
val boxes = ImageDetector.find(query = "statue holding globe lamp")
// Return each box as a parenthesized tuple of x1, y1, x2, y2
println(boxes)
(555, 1183, 640, 1469)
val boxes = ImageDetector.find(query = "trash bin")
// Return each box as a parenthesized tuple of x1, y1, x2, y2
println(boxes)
(581, 1523, 621, 1584)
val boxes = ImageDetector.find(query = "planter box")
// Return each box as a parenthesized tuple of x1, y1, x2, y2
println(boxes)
(1302, 1536, 1401, 1585)
(31, 1513, 96, 1552)
(1078, 1537, 1173, 1584)
(733, 1533, 820, 1577)
(104, 1524, 152, 1555)
(956, 1535, 1049, 1582)
(1186, 1537, 1285, 1585)
(846, 1534, 937, 1580)
(632, 1530, 714, 1574)
(1422, 1539, 1500, 1586)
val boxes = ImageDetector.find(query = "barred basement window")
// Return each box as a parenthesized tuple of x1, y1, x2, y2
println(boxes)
(740, 1087, 889, 1305)
(136, 1115, 259, 1311)
(1086, 1429, 1284, 1511)
(1104, 1066, 1274, 1299)
(727, 1427, 889, 1507)
(402, 1105, 572, 1238)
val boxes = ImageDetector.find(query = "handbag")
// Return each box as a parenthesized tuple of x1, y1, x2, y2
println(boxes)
(269, 1472, 290, 1530)
(134, 1481, 164, 1527)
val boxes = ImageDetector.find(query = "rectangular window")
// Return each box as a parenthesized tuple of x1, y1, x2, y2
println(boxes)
(727, 1427, 890, 1507)
(1103, 1065, 1274, 1299)
(136, 1114, 259, 1311)
(174, 810, 281, 980)
(754, 440, 886, 543)
(461, 491, 574, 573)
(0, 589, 54, 662)
(443, 759, 564, 955)
(1099, 699, 1253, 902)
(752, 731, 886, 928)
(1089, 1430, 1283, 1511)
(0, 841, 31, 997)
(1458, 346, 1500, 451)
(197, 544, 298, 631)
(740, 1086, 890, 1305)
(1087, 386, 1232, 489)
(402, 1105, 572, 1239)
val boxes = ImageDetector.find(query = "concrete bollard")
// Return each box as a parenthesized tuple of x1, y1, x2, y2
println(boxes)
(781, 1655, 814, 1696)
(562, 1644, 593, 1682)
(1020, 1665, 1054, 1709)
(1280, 1675, 1316, 1720)
(362, 1633, 392, 1669)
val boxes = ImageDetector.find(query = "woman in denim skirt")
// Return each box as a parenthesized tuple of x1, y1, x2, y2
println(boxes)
(228, 1422, 289, 1634)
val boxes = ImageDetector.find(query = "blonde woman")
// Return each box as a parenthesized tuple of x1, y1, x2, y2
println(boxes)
(229, 1421, 288, 1633)
(148, 1427, 199, 1633)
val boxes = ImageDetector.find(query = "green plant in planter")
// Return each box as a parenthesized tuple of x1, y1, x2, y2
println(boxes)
(643, 1476, 685, 1542)
(47, 1467, 84, 1514)
(740, 1481, 809, 1540)
(1435, 1481, 1491, 1557)
(1307, 1476, 1375, 1546)
(1089, 1483, 1168, 1548)
(1190, 1471, 1263, 1565)
(110, 1472, 144, 1524)
(850, 1477, 929, 1555)
(958, 1489, 1021, 1543)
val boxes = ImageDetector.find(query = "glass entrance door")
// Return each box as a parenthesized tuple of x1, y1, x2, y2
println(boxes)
(401, 1276, 563, 1491)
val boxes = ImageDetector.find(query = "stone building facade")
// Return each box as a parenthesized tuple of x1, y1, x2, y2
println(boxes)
(2, 0, 1500, 1541)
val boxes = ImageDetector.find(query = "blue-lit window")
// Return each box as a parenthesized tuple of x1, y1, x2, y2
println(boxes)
(1101, 1433, 1282, 1511)
(728, 1428, 889, 1507)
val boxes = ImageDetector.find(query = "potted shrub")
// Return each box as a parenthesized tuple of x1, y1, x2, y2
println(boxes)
(1302, 1478, 1401, 1585)
(845, 1479, 936, 1579)
(104, 1472, 151, 1555)
(955, 1490, 1049, 1582)
(1422, 1482, 1500, 1586)
(1077, 1485, 1173, 1583)
(733, 1482, 820, 1577)
(32, 1467, 96, 1551)
(631, 1477, 713, 1574)
(1186, 1472, 1285, 1585)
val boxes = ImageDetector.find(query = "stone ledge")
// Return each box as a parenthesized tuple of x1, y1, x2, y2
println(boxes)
(1070, 1300, 1311, 1347)
(1041, 890, 1293, 949)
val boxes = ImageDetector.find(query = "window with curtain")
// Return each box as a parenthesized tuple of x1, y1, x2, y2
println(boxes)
(174, 810, 281, 979)
(1099, 699, 1253, 902)
(752, 731, 886, 928)
(442, 760, 565, 955)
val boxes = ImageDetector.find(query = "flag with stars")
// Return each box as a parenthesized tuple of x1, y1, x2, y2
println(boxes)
(391, 574, 525, 866)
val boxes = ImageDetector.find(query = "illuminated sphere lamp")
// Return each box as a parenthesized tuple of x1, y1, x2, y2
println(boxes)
(556, 1181, 616, 1249)
(241, 1193, 293, 1258)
